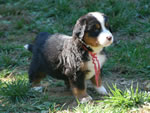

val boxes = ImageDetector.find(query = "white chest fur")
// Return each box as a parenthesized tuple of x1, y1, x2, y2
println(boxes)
(85, 54, 106, 80)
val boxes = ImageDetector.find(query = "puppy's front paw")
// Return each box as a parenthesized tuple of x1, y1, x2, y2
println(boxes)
(79, 95, 92, 104)
(94, 85, 108, 95)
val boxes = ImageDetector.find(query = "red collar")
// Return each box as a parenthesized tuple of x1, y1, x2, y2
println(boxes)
(82, 46, 100, 87)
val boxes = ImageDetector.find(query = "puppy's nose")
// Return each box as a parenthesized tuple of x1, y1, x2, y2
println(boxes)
(106, 36, 112, 41)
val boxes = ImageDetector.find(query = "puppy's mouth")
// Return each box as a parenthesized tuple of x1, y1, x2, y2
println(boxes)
(98, 36, 113, 47)
(92, 40, 111, 47)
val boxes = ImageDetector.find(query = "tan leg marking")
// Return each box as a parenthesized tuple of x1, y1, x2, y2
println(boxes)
(72, 88, 87, 98)
(90, 75, 102, 87)
(31, 72, 46, 87)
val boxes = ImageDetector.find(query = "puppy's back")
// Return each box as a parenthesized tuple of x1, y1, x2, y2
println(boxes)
(31, 33, 72, 66)
(42, 33, 72, 62)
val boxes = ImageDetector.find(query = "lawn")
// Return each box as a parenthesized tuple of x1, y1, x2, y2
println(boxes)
(0, 0, 150, 112)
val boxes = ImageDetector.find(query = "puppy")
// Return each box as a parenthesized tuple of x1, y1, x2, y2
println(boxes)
(25, 12, 113, 103)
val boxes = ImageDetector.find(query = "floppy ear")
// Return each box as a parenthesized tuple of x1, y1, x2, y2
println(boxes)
(73, 16, 87, 39)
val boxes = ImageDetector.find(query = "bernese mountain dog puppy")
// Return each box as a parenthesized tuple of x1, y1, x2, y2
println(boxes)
(25, 12, 113, 103)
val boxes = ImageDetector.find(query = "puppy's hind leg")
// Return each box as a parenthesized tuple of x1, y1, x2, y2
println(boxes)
(28, 59, 46, 92)
(29, 71, 46, 87)
(29, 70, 46, 92)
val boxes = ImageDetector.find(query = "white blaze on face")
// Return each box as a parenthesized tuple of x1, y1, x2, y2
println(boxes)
(90, 12, 113, 47)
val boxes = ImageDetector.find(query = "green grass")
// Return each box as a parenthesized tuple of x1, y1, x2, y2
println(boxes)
(0, 0, 150, 112)
(103, 84, 149, 110)
(0, 80, 31, 102)
(104, 37, 150, 79)
(57, 84, 150, 113)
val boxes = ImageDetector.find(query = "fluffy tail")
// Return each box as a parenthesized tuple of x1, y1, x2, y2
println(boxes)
(24, 44, 33, 52)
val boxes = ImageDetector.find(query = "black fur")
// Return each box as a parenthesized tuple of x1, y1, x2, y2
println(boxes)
(28, 32, 89, 89)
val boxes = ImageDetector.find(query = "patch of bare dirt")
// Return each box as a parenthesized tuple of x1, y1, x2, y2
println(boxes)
(40, 73, 149, 110)
(103, 73, 147, 91)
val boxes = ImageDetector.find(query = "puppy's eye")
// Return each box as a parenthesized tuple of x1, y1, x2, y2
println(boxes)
(94, 24, 101, 33)
(105, 22, 112, 32)
(105, 22, 109, 28)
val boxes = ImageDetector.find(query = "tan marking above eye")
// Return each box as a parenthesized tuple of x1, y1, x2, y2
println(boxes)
(83, 33, 100, 47)
(105, 22, 109, 28)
